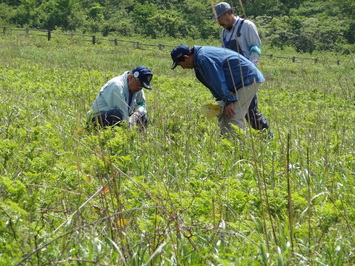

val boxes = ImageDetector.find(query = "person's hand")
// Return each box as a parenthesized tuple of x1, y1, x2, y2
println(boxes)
(224, 101, 236, 118)
(129, 113, 139, 128)
(129, 111, 149, 129)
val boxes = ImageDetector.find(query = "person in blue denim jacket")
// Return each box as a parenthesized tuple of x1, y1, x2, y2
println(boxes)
(171, 45, 265, 134)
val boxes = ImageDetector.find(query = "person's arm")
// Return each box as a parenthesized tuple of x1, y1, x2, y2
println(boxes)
(249, 45, 261, 66)
(244, 21, 262, 66)
(130, 90, 149, 128)
(135, 90, 147, 111)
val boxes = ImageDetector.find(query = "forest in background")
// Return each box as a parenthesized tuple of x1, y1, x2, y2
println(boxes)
(0, 0, 354, 54)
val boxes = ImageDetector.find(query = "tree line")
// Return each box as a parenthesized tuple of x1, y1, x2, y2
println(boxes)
(0, 0, 354, 54)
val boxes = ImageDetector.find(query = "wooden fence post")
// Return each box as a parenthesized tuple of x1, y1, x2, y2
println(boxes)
(2, 27, 6, 34)
(25, 28, 29, 36)
(114, 39, 118, 45)
(159, 44, 163, 50)
(92, 35, 96, 44)
(136, 42, 140, 49)
(47, 30, 51, 41)
(292, 56, 296, 62)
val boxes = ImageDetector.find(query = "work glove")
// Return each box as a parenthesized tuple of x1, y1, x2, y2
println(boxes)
(129, 107, 149, 129)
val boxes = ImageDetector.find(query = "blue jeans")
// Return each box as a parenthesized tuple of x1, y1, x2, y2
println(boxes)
(92, 109, 123, 128)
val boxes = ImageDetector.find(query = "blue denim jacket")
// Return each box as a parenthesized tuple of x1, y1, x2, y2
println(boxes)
(193, 45, 265, 103)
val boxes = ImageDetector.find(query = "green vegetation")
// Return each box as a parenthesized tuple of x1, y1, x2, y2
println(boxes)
(0, 31, 354, 264)
(0, 0, 354, 53)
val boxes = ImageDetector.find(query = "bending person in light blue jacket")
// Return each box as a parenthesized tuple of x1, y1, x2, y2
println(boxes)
(87, 66, 153, 129)
(171, 45, 264, 134)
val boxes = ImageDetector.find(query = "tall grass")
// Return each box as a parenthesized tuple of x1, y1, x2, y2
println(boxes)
(0, 34, 354, 265)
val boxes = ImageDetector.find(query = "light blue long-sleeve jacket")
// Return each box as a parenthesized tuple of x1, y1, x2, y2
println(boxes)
(193, 45, 265, 103)
(87, 71, 146, 121)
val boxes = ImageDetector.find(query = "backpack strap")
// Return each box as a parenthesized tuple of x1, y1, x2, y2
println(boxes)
(236, 19, 245, 37)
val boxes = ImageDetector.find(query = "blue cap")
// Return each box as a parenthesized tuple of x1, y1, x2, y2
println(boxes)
(132, 66, 153, 89)
(170, 45, 190, 69)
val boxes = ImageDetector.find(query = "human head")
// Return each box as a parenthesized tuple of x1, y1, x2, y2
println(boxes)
(214, 2, 233, 18)
(214, 2, 235, 29)
(170, 45, 194, 69)
(128, 66, 153, 93)
(132, 66, 153, 89)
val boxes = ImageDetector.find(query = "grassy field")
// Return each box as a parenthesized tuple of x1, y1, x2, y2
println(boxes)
(0, 33, 354, 265)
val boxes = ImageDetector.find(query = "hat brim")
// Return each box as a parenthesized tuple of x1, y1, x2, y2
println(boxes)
(171, 61, 178, 70)
(142, 81, 152, 90)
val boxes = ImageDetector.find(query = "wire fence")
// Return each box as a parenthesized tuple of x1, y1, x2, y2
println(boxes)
(0, 26, 348, 65)
(1, 26, 175, 51)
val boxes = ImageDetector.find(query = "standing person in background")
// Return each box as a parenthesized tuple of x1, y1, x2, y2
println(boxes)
(87, 66, 153, 129)
(171, 45, 265, 134)
(214, 2, 273, 138)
